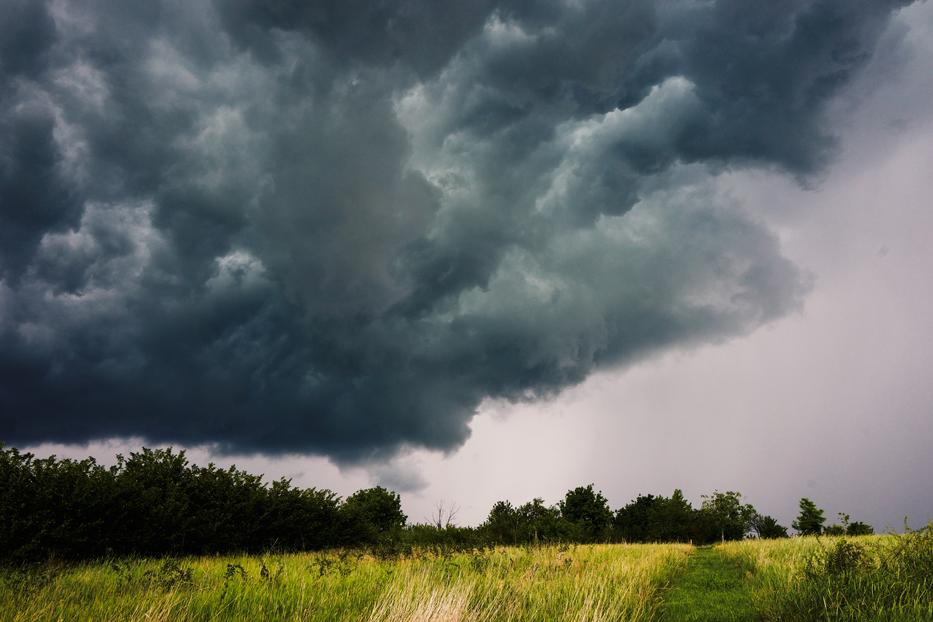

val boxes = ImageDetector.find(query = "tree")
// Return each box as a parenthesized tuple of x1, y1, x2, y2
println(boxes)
(340, 487, 406, 544)
(560, 484, 613, 542)
(822, 512, 851, 536)
(614, 494, 660, 543)
(834, 512, 874, 536)
(846, 521, 874, 536)
(484, 501, 519, 544)
(792, 498, 825, 536)
(516, 498, 567, 543)
(652, 489, 696, 542)
(750, 513, 789, 539)
(699, 491, 756, 541)
(429, 500, 460, 529)
(823, 524, 846, 536)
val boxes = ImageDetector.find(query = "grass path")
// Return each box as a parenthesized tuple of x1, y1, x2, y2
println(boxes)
(660, 546, 758, 622)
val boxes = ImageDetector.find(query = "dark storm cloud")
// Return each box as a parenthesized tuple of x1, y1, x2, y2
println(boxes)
(0, 0, 913, 461)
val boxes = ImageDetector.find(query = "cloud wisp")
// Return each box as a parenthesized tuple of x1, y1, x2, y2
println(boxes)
(0, 0, 914, 461)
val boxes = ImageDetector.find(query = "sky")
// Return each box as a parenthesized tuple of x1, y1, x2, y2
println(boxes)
(2, 0, 932, 532)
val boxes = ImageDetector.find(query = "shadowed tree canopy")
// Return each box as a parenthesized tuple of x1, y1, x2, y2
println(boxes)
(560, 484, 614, 542)
(340, 486, 407, 544)
(3, 444, 884, 562)
(793, 498, 827, 536)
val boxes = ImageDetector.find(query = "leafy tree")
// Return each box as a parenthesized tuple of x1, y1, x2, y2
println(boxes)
(484, 500, 519, 544)
(184, 462, 267, 553)
(614, 494, 660, 542)
(699, 491, 756, 541)
(516, 498, 568, 543)
(751, 513, 789, 539)
(340, 487, 407, 545)
(651, 489, 696, 542)
(111, 448, 197, 555)
(0, 442, 893, 560)
(792, 498, 826, 535)
(263, 478, 341, 550)
(846, 521, 874, 536)
(830, 512, 874, 537)
(560, 484, 613, 542)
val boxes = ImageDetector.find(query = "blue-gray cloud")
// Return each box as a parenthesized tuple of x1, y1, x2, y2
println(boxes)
(0, 0, 913, 461)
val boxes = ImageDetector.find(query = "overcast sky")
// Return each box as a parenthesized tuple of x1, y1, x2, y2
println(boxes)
(3, 0, 932, 532)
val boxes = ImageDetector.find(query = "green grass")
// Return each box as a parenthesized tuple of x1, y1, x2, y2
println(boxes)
(2, 532, 930, 621)
(0, 543, 692, 621)
(718, 528, 933, 622)
(660, 546, 757, 622)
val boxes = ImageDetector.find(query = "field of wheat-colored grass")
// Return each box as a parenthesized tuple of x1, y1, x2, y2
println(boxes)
(718, 530, 933, 622)
(3, 531, 930, 622)
(0, 543, 692, 622)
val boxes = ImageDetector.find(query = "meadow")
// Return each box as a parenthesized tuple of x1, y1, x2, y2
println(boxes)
(718, 528, 933, 622)
(1, 530, 930, 622)
(0, 543, 691, 622)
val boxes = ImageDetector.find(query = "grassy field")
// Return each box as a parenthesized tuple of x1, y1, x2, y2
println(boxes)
(0, 543, 692, 622)
(718, 529, 933, 622)
(1, 531, 930, 621)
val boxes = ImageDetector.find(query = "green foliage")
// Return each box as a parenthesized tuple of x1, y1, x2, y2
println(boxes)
(792, 497, 825, 536)
(771, 526, 933, 620)
(614, 490, 700, 543)
(517, 498, 572, 543)
(750, 513, 789, 539)
(846, 521, 874, 536)
(559, 485, 613, 543)
(0, 442, 892, 564)
(479, 497, 576, 545)
(0, 445, 340, 560)
(652, 489, 696, 542)
(483, 500, 519, 544)
(614, 494, 662, 542)
(340, 487, 406, 546)
(698, 491, 756, 542)
(614, 490, 771, 545)
(823, 524, 847, 536)
(832, 512, 875, 537)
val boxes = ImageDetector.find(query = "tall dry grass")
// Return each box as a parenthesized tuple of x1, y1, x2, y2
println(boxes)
(0, 543, 692, 622)
(718, 526, 933, 621)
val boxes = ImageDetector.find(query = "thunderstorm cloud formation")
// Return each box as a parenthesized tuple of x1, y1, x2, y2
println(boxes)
(0, 0, 914, 461)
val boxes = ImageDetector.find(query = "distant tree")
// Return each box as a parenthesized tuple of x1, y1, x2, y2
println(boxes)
(699, 491, 756, 541)
(824, 512, 874, 537)
(560, 485, 613, 542)
(429, 500, 460, 529)
(516, 498, 567, 543)
(340, 487, 406, 545)
(112, 448, 197, 555)
(614, 494, 661, 543)
(0, 441, 896, 561)
(262, 478, 341, 550)
(822, 512, 849, 536)
(648, 490, 696, 542)
(846, 521, 874, 536)
(484, 501, 519, 544)
(751, 513, 789, 539)
(792, 498, 826, 535)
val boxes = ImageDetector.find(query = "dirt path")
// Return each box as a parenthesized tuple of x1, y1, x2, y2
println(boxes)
(659, 546, 758, 621)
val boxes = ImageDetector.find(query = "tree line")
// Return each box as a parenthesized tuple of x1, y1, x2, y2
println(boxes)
(0, 445, 871, 562)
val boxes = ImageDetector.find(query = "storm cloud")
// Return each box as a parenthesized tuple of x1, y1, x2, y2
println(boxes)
(0, 0, 914, 461)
